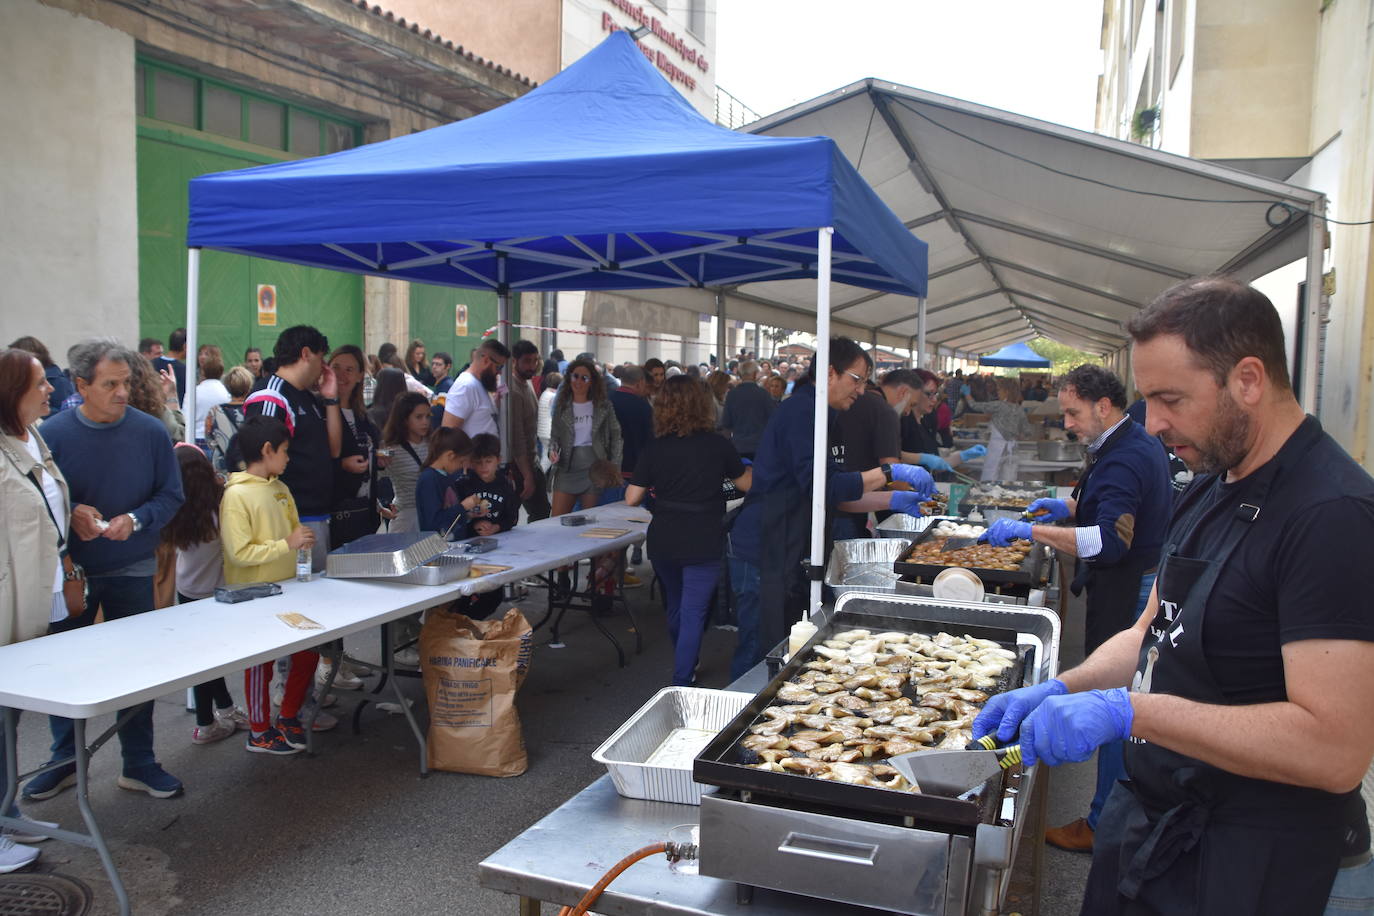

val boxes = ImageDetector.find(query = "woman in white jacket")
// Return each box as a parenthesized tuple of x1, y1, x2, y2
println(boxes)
(0, 346, 74, 870)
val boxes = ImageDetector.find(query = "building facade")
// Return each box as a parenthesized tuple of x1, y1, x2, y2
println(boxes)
(1094, 0, 1374, 465)
(3, 0, 532, 375)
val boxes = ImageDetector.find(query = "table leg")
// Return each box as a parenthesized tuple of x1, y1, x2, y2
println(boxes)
(73, 718, 132, 916)
(383, 635, 428, 777)
(531, 573, 556, 631)
(306, 646, 341, 757)
(518, 896, 541, 916)
(1, 708, 17, 825)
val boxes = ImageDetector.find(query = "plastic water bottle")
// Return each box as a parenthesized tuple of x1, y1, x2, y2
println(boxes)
(296, 547, 311, 582)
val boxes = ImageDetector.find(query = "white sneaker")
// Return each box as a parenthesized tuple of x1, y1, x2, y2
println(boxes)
(191, 719, 236, 745)
(316, 661, 363, 690)
(2, 813, 57, 844)
(270, 681, 285, 708)
(215, 705, 250, 732)
(393, 647, 421, 668)
(309, 711, 338, 732)
(319, 692, 338, 709)
(0, 835, 39, 873)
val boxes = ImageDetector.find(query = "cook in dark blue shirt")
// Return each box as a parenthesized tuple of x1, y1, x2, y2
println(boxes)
(727, 337, 936, 678)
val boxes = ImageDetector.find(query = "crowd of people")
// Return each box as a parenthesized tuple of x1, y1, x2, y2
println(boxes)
(7, 274, 1374, 914)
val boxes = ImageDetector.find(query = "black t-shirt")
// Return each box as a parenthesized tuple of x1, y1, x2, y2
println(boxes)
(452, 471, 518, 538)
(631, 431, 745, 563)
(900, 411, 940, 456)
(243, 375, 333, 517)
(836, 389, 899, 472)
(333, 408, 378, 506)
(1173, 419, 1374, 704)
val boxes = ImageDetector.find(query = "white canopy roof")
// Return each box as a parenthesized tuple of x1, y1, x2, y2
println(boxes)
(625, 79, 1325, 361)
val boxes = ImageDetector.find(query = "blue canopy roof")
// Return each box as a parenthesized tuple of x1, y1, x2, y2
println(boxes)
(978, 341, 1051, 368)
(186, 31, 926, 298)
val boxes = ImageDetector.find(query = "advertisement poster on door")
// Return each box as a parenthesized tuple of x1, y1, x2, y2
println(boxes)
(257, 285, 278, 327)
(454, 303, 468, 337)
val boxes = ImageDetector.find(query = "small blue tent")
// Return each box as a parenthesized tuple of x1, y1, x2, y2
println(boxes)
(979, 341, 1052, 368)
(186, 31, 927, 298)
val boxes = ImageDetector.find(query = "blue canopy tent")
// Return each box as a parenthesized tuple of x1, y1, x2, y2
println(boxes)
(183, 30, 929, 614)
(979, 342, 1051, 369)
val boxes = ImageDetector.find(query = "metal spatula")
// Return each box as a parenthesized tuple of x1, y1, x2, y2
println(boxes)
(940, 534, 981, 552)
(886, 739, 1022, 796)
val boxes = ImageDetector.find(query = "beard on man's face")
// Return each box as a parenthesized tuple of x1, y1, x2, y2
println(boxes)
(480, 367, 499, 391)
(1175, 387, 1252, 475)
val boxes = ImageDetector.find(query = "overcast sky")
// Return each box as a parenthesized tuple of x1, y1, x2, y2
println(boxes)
(714, 0, 1105, 131)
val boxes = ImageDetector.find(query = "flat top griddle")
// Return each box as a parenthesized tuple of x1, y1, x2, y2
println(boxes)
(693, 607, 1031, 830)
(893, 524, 1046, 587)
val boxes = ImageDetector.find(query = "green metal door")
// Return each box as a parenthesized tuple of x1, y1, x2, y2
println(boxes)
(137, 123, 363, 365)
(409, 283, 499, 369)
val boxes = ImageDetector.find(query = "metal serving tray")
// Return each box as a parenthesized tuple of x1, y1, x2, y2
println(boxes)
(693, 603, 1038, 828)
(877, 514, 959, 538)
(824, 538, 913, 599)
(592, 687, 753, 806)
(962, 482, 1052, 512)
(894, 524, 1047, 588)
(325, 531, 448, 579)
(394, 552, 473, 585)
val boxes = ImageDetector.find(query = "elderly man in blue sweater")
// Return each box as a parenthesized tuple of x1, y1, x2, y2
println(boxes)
(23, 340, 185, 802)
(981, 363, 1171, 852)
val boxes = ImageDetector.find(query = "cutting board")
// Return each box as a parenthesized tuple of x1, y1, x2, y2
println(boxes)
(468, 564, 513, 578)
(579, 527, 630, 539)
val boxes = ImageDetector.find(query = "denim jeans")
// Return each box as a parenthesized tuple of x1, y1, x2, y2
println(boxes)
(728, 549, 762, 681)
(1088, 572, 1157, 829)
(1325, 856, 1374, 914)
(47, 576, 157, 771)
(652, 557, 720, 686)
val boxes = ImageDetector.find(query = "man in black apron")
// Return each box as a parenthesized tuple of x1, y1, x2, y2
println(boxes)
(983, 365, 1172, 852)
(973, 277, 1374, 915)
(727, 336, 936, 679)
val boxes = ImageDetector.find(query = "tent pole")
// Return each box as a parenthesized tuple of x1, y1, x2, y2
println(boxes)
(1300, 199, 1326, 413)
(916, 297, 927, 369)
(184, 248, 200, 445)
(810, 228, 834, 620)
(908, 336, 916, 369)
(498, 257, 512, 462)
(715, 292, 727, 371)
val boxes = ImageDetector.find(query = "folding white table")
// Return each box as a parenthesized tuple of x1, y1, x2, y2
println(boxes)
(0, 503, 648, 916)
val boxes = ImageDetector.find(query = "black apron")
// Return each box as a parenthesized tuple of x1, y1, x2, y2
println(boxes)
(750, 402, 842, 657)
(1082, 419, 1350, 915)
(1070, 420, 1158, 653)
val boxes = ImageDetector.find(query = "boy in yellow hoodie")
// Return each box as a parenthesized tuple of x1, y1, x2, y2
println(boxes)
(220, 416, 318, 755)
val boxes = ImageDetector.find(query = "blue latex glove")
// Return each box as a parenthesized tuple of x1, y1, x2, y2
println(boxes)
(916, 453, 953, 472)
(739, 457, 752, 466)
(1027, 497, 1071, 522)
(889, 463, 935, 498)
(981, 518, 1032, 546)
(960, 444, 988, 461)
(973, 679, 1068, 743)
(888, 490, 927, 517)
(1020, 688, 1135, 767)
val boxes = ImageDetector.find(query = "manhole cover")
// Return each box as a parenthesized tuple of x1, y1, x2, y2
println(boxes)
(0, 873, 92, 916)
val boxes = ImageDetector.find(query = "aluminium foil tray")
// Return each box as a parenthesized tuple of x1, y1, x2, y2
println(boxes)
(593, 687, 753, 806)
(325, 531, 450, 579)
(824, 538, 913, 598)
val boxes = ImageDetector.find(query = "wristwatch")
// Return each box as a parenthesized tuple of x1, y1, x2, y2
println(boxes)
(125, 512, 142, 533)
(322, 397, 340, 406)
(880, 462, 895, 485)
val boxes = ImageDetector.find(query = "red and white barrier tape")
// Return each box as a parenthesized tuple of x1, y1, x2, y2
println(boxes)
(479, 321, 708, 346)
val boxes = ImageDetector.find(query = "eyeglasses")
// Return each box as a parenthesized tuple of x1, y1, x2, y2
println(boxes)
(922, 387, 939, 397)
(842, 370, 865, 383)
